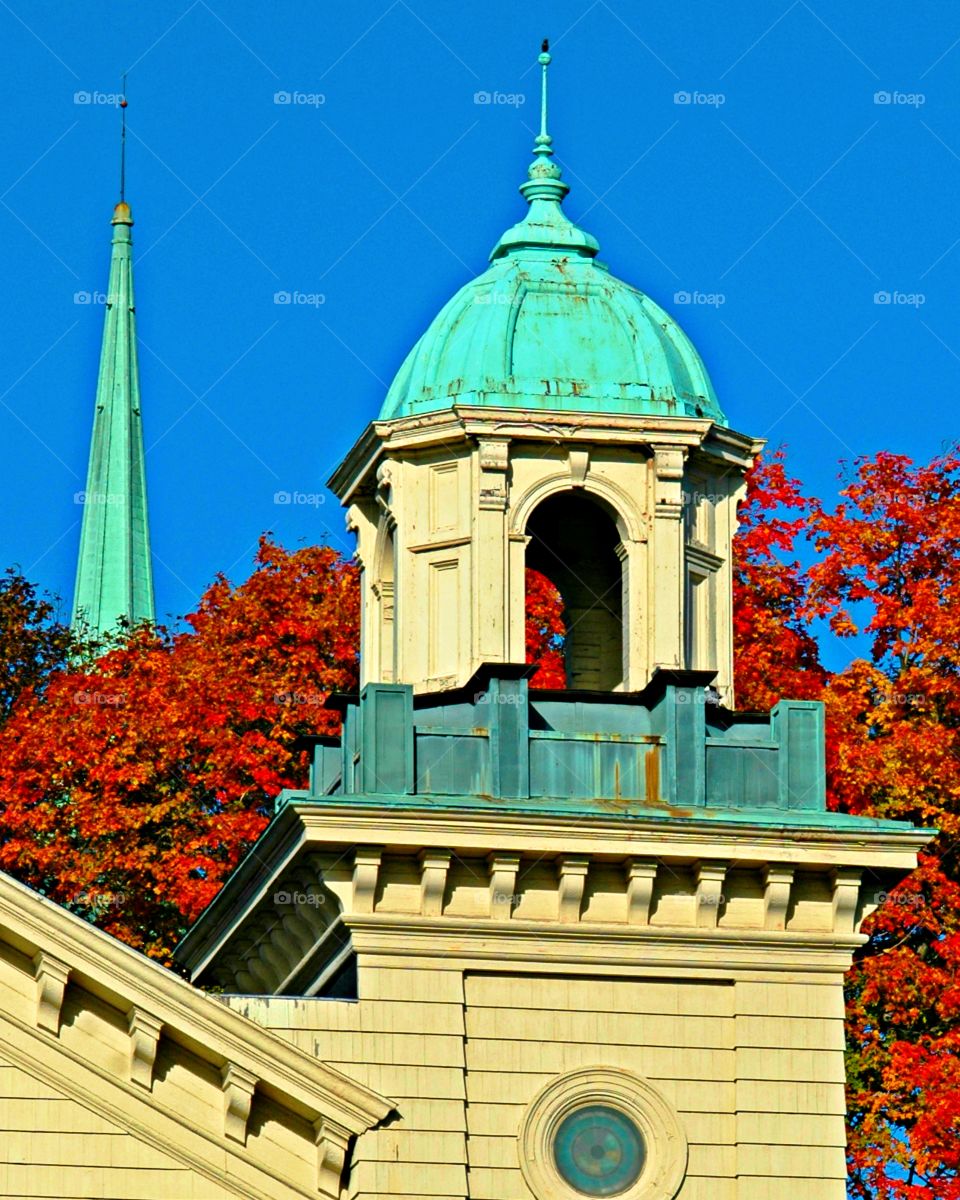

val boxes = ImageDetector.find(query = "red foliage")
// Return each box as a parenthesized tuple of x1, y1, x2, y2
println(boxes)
(0, 539, 359, 961)
(525, 566, 566, 687)
(734, 448, 960, 1197)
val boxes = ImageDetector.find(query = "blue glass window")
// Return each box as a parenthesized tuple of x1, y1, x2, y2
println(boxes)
(553, 1104, 645, 1195)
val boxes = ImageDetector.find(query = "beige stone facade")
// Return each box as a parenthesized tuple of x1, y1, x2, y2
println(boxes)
(333, 407, 760, 703)
(177, 800, 928, 1200)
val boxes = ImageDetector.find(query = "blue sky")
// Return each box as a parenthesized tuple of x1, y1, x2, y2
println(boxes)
(1, 3, 958, 671)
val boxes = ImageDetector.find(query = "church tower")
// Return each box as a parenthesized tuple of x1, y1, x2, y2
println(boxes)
(71, 196, 155, 637)
(177, 46, 927, 1200)
(333, 46, 749, 700)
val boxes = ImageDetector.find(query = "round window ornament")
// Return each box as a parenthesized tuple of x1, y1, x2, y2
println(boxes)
(519, 1068, 687, 1200)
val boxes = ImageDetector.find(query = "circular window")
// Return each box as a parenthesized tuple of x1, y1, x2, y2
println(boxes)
(553, 1104, 645, 1195)
(519, 1068, 687, 1200)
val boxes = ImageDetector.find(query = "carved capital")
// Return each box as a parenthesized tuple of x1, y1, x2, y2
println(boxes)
(652, 445, 687, 518)
(128, 1007, 163, 1089)
(478, 437, 510, 510)
(33, 952, 70, 1035)
(478, 438, 510, 473)
(625, 859, 658, 926)
(352, 846, 383, 915)
(221, 1062, 257, 1144)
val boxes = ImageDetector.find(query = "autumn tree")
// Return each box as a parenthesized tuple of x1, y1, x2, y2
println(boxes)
(734, 448, 960, 1196)
(0, 567, 75, 723)
(805, 451, 960, 1199)
(525, 566, 566, 687)
(0, 540, 360, 961)
(0, 546, 567, 962)
(732, 450, 826, 711)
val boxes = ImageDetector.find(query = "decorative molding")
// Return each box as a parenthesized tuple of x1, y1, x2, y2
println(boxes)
(625, 859, 658, 926)
(127, 1007, 162, 1089)
(314, 1116, 352, 1199)
(557, 856, 589, 923)
(763, 866, 795, 931)
(478, 437, 510, 511)
(33, 951, 69, 1035)
(352, 846, 383, 915)
(695, 861, 728, 928)
(419, 849, 452, 917)
(831, 867, 863, 934)
(567, 447, 589, 487)
(221, 1061, 258, 1144)
(488, 853, 521, 921)
(519, 1066, 688, 1200)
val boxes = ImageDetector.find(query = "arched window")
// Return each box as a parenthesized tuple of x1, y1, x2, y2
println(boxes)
(525, 492, 624, 691)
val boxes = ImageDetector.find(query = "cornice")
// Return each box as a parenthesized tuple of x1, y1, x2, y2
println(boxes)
(0, 870, 390, 1133)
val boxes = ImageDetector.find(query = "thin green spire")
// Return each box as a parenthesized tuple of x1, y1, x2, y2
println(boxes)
(71, 198, 155, 638)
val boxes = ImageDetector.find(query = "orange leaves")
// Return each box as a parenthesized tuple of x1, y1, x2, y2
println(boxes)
(735, 449, 960, 1198)
(0, 539, 359, 963)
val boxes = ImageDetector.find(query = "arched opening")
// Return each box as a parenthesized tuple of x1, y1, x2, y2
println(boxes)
(525, 492, 624, 691)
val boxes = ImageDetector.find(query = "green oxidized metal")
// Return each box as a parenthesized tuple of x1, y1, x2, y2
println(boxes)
(380, 49, 722, 425)
(72, 202, 155, 637)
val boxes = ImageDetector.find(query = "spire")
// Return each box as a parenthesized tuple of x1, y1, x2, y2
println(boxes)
(72, 130, 155, 638)
(490, 39, 599, 261)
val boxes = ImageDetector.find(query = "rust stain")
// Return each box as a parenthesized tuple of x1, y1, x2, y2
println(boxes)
(645, 745, 660, 804)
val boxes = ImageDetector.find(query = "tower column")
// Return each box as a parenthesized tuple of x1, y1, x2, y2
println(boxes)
(650, 445, 687, 674)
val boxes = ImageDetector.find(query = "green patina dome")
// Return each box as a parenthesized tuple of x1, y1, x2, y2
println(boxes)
(380, 50, 724, 426)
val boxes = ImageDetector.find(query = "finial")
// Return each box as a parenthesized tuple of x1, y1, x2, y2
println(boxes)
(119, 73, 128, 204)
(112, 74, 133, 227)
(518, 37, 568, 206)
(535, 39, 552, 159)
